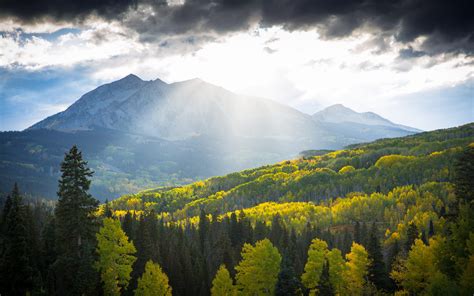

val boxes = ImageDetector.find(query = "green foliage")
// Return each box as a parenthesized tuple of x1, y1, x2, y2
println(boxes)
(301, 238, 328, 294)
(392, 238, 444, 295)
(454, 143, 474, 204)
(2, 124, 474, 295)
(275, 256, 302, 296)
(110, 124, 474, 220)
(135, 260, 172, 296)
(0, 184, 35, 295)
(367, 223, 390, 291)
(96, 218, 137, 296)
(344, 243, 370, 295)
(317, 260, 334, 296)
(53, 145, 100, 295)
(211, 265, 236, 296)
(326, 248, 346, 295)
(339, 165, 356, 174)
(235, 239, 281, 295)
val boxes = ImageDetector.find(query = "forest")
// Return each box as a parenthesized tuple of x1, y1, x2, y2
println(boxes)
(0, 123, 473, 295)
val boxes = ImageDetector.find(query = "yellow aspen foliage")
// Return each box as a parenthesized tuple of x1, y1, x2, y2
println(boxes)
(135, 261, 172, 296)
(391, 238, 441, 295)
(235, 239, 281, 295)
(343, 243, 370, 296)
(339, 165, 356, 174)
(301, 238, 328, 295)
(327, 248, 347, 295)
(211, 265, 236, 296)
(96, 218, 137, 296)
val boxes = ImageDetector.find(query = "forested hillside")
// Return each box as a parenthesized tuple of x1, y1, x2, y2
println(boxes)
(0, 123, 473, 295)
(109, 123, 473, 218)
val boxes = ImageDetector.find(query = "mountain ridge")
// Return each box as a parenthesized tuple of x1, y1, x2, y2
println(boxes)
(312, 103, 422, 133)
(29, 74, 419, 139)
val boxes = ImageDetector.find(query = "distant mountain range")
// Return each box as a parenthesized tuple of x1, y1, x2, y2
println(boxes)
(1, 74, 420, 200)
(312, 103, 421, 133)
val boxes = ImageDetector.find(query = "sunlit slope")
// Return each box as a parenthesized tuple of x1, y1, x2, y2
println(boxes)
(109, 123, 474, 218)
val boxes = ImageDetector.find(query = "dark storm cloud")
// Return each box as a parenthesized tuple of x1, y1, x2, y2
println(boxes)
(1, 0, 473, 56)
(0, 0, 138, 22)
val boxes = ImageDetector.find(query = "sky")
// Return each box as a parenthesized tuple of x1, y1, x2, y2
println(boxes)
(0, 0, 473, 131)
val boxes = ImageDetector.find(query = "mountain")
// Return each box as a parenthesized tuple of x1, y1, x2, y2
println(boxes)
(1, 74, 422, 200)
(312, 104, 421, 133)
(29, 76, 418, 145)
(30, 75, 323, 143)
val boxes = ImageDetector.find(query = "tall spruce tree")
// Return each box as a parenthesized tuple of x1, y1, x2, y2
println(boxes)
(1, 194, 12, 232)
(317, 260, 334, 296)
(53, 145, 99, 295)
(354, 221, 361, 244)
(103, 199, 113, 218)
(428, 220, 435, 237)
(122, 211, 135, 240)
(454, 144, 474, 204)
(367, 223, 390, 291)
(275, 255, 302, 296)
(405, 223, 418, 253)
(0, 184, 35, 295)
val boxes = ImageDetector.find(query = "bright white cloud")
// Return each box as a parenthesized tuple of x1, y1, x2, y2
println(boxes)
(0, 21, 143, 69)
(1, 22, 472, 130)
(98, 27, 471, 115)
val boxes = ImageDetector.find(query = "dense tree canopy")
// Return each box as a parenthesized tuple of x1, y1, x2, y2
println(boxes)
(1, 124, 473, 295)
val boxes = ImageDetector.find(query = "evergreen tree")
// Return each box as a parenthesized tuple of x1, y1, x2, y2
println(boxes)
(254, 220, 268, 242)
(428, 220, 435, 237)
(387, 239, 400, 271)
(96, 218, 137, 296)
(103, 199, 113, 218)
(42, 217, 57, 294)
(229, 213, 241, 246)
(199, 208, 210, 251)
(342, 228, 352, 255)
(122, 211, 134, 241)
(135, 261, 172, 296)
(211, 265, 235, 296)
(453, 144, 474, 204)
(275, 255, 302, 296)
(270, 214, 284, 248)
(366, 223, 390, 291)
(354, 221, 361, 244)
(421, 230, 428, 245)
(0, 184, 34, 295)
(130, 214, 155, 293)
(360, 222, 368, 246)
(405, 223, 418, 253)
(317, 260, 334, 296)
(53, 145, 99, 295)
(1, 194, 12, 232)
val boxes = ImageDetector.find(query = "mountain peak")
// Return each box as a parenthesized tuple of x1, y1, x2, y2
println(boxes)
(119, 74, 143, 82)
(323, 104, 354, 112)
(312, 103, 420, 132)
